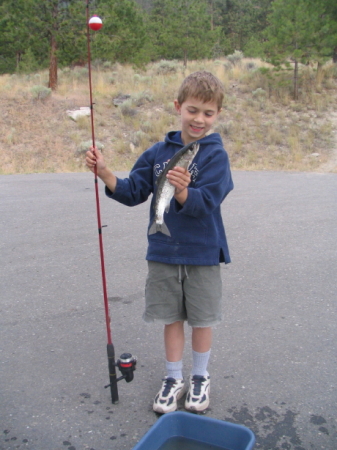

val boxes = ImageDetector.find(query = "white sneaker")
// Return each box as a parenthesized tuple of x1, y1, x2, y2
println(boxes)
(153, 377, 186, 414)
(185, 375, 210, 412)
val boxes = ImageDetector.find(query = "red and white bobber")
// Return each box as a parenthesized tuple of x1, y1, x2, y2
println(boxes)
(88, 15, 103, 31)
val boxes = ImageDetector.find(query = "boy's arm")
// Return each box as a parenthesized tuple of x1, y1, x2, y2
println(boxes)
(97, 167, 117, 193)
(86, 144, 156, 208)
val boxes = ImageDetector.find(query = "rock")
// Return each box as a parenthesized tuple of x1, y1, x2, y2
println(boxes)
(113, 94, 131, 107)
(66, 107, 91, 121)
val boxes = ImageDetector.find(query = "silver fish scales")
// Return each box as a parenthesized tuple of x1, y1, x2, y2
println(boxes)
(148, 141, 200, 237)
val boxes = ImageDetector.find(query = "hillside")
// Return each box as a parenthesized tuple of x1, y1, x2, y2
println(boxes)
(1, 58, 337, 175)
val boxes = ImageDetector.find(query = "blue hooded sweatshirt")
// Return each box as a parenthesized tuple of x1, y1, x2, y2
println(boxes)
(105, 131, 234, 265)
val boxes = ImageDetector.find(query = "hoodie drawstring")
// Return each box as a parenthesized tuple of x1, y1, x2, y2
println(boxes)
(178, 265, 189, 283)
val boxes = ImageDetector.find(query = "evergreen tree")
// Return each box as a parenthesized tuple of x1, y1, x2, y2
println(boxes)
(148, 0, 216, 65)
(0, 0, 147, 79)
(320, 0, 337, 63)
(133, 0, 152, 11)
(0, 0, 37, 73)
(0, 0, 87, 85)
(214, 0, 273, 55)
(264, 0, 337, 98)
(92, 0, 148, 65)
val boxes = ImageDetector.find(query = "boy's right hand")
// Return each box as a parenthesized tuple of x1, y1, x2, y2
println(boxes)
(85, 146, 117, 193)
(85, 146, 106, 175)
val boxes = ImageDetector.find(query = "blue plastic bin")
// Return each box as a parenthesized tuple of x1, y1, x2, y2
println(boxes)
(132, 411, 255, 450)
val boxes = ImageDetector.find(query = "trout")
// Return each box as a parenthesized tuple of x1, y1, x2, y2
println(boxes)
(148, 141, 200, 237)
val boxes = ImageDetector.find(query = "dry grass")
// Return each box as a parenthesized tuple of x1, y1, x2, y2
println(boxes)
(1, 58, 337, 175)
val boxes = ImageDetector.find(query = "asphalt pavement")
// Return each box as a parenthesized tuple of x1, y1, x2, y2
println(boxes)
(1, 171, 336, 450)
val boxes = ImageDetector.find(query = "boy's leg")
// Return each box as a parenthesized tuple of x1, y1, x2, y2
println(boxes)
(165, 321, 185, 362)
(191, 326, 212, 376)
(185, 326, 212, 412)
(165, 320, 185, 378)
(192, 326, 212, 353)
(182, 265, 222, 412)
(144, 262, 188, 413)
(153, 321, 186, 413)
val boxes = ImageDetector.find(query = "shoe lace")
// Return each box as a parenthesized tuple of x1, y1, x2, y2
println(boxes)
(191, 375, 206, 396)
(161, 377, 177, 397)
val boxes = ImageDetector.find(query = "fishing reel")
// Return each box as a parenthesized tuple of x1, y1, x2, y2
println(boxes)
(105, 345, 137, 403)
(116, 353, 137, 383)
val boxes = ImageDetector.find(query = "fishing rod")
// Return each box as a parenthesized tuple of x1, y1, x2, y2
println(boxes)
(86, 0, 136, 404)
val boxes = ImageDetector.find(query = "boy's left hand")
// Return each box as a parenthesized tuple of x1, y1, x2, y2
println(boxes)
(167, 166, 191, 204)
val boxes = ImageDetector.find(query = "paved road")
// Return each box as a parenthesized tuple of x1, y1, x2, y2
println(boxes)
(1, 171, 336, 450)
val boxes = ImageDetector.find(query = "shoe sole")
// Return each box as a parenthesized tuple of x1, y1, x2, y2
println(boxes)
(153, 404, 177, 414)
(185, 397, 210, 412)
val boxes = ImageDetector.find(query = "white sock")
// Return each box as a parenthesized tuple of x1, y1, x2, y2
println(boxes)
(191, 349, 211, 377)
(166, 359, 183, 379)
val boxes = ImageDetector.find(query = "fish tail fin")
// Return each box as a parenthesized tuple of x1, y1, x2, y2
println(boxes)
(148, 220, 171, 237)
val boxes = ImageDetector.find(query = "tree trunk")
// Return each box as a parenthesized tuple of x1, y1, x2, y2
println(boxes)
(333, 46, 337, 63)
(49, 34, 58, 90)
(48, 2, 58, 91)
(16, 52, 21, 71)
(293, 59, 298, 100)
(292, 40, 299, 100)
(210, 0, 214, 31)
(316, 60, 323, 84)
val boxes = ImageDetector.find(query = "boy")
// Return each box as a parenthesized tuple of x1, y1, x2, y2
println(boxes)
(86, 71, 233, 413)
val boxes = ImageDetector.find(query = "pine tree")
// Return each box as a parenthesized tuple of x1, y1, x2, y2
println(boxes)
(0, 0, 37, 73)
(92, 0, 147, 65)
(32, 0, 88, 90)
(148, 0, 216, 65)
(264, 0, 337, 99)
(0, 0, 148, 77)
(214, 0, 273, 56)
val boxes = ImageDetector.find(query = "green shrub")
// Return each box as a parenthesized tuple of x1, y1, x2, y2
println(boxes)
(72, 67, 89, 79)
(227, 51, 244, 65)
(30, 85, 52, 100)
(132, 130, 147, 146)
(214, 121, 233, 136)
(154, 60, 179, 75)
(133, 91, 153, 106)
(77, 140, 104, 154)
(120, 99, 137, 116)
(223, 61, 233, 71)
(103, 61, 113, 69)
(252, 88, 267, 99)
(140, 121, 153, 133)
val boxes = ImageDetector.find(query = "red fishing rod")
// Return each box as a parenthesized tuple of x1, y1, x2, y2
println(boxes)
(86, 0, 136, 404)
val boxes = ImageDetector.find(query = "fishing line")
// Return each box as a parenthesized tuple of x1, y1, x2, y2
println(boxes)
(86, 0, 136, 404)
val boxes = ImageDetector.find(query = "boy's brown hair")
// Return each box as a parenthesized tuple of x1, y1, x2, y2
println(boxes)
(177, 71, 224, 111)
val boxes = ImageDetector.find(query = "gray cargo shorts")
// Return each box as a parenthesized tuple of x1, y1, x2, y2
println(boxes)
(143, 261, 223, 327)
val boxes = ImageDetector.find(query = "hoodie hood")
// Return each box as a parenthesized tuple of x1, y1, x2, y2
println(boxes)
(165, 130, 224, 148)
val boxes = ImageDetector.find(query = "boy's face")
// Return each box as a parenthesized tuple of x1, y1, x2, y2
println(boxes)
(174, 97, 221, 144)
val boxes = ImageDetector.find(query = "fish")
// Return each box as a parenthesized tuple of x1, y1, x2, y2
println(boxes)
(148, 141, 200, 237)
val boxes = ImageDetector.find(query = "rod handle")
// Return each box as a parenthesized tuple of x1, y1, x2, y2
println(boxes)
(107, 343, 119, 404)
